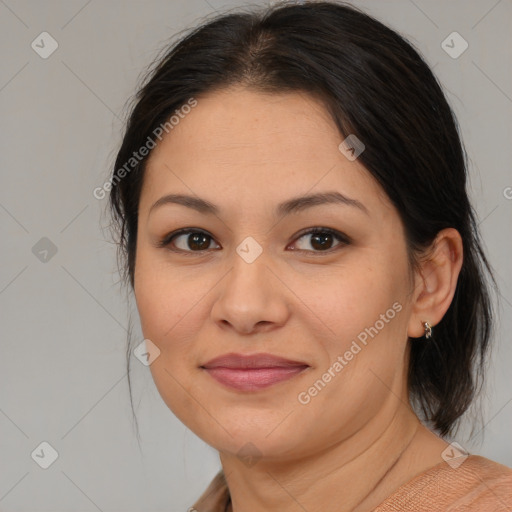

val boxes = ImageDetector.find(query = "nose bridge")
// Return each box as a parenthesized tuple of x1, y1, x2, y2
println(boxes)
(228, 234, 269, 299)
(211, 234, 289, 333)
(235, 235, 265, 265)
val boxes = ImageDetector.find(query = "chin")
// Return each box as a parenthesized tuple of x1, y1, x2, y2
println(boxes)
(190, 414, 303, 459)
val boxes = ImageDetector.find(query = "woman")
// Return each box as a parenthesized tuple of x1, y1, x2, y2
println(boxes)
(107, 1, 512, 510)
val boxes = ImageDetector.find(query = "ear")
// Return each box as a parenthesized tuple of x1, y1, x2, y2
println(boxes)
(407, 228, 463, 338)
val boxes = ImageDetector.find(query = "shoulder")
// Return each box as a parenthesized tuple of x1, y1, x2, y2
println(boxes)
(190, 458, 512, 512)
(374, 455, 512, 512)
(448, 455, 512, 510)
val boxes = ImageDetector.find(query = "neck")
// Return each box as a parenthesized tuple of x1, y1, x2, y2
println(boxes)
(219, 399, 448, 512)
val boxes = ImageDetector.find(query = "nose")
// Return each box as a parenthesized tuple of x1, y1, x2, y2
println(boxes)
(210, 245, 291, 336)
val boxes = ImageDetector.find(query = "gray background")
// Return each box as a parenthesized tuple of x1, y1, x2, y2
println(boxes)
(1, 0, 511, 511)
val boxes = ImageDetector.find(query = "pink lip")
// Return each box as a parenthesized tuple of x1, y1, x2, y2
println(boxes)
(201, 353, 310, 391)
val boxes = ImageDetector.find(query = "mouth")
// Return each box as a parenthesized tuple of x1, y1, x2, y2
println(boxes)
(200, 353, 310, 391)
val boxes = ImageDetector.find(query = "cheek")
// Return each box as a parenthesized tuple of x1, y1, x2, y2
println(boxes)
(133, 249, 221, 380)
(295, 258, 407, 352)
(293, 269, 409, 422)
(133, 253, 206, 422)
(134, 247, 191, 334)
(298, 258, 410, 412)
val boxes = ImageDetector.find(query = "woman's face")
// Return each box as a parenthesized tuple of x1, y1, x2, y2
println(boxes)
(134, 87, 420, 461)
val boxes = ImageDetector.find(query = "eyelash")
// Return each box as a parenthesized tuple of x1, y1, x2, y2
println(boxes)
(157, 227, 350, 256)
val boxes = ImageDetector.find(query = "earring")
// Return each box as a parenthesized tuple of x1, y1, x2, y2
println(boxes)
(422, 321, 432, 339)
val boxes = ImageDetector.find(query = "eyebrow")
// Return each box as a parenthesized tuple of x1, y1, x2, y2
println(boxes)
(148, 191, 369, 217)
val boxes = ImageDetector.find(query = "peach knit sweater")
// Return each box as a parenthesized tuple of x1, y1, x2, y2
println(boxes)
(191, 455, 512, 511)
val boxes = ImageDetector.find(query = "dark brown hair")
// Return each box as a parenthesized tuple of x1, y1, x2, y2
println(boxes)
(108, 0, 497, 437)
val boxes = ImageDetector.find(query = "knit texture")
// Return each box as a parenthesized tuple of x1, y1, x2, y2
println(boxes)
(191, 455, 512, 511)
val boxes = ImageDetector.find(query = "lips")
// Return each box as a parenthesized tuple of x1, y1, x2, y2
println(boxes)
(200, 353, 310, 391)
(202, 353, 309, 369)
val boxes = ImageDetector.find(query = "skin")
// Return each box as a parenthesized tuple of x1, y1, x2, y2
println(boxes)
(133, 86, 464, 512)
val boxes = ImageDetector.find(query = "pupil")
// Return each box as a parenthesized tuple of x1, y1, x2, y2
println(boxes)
(311, 233, 332, 250)
(189, 233, 209, 250)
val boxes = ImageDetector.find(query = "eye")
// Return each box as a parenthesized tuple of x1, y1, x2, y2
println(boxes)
(158, 227, 350, 255)
(159, 229, 220, 253)
(289, 227, 349, 254)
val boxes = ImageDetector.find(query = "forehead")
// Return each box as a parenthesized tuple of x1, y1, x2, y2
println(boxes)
(140, 87, 391, 218)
